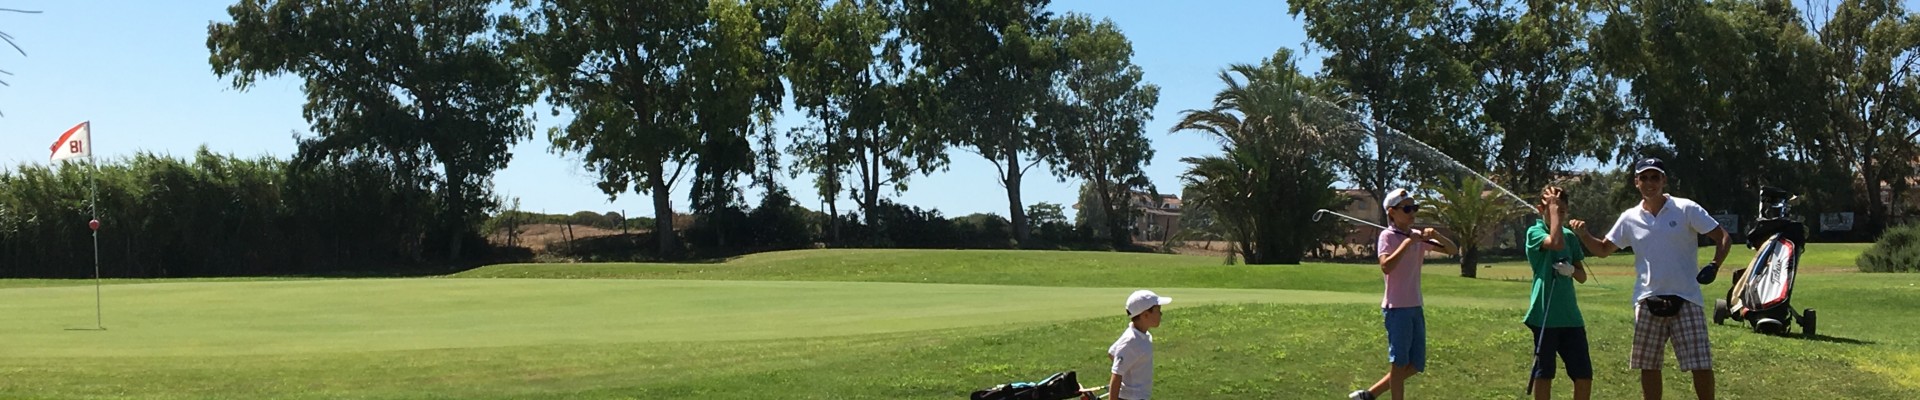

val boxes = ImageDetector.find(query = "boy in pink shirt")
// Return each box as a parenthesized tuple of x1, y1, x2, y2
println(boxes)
(1351, 188, 1457, 400)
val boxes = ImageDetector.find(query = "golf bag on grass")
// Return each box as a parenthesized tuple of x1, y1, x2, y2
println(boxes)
(970, 371, 1099, 400)
(1713, 186, 1818, 336)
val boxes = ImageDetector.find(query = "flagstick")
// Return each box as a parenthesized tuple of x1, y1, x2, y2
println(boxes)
(88, 125, 102, 331)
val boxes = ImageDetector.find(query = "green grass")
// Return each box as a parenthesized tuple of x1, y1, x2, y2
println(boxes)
(0, 276, 313, 289)
(0, 245, 1913, 399)
(0, 279, 1383, 358)
(458, 249, 1546, 301)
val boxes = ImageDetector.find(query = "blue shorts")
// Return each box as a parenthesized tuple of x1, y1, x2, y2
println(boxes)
(1384, 306, 1426, 372)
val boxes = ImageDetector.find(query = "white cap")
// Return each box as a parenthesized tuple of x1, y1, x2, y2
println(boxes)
(1126, 290, 1172, 318)
(1382, 188, 1412, 211)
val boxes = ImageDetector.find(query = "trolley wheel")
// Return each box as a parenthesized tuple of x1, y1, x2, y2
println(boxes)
(1713, 299, 1730, 325)
(1801, 308, 1817, 338)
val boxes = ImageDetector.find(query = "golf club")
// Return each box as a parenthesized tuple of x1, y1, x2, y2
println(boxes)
(1311, 209, 1445, 248)
(1524, 259, 1565, 396)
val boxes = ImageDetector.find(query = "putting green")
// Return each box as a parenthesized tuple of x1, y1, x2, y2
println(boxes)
(0, 279, 1381, 358)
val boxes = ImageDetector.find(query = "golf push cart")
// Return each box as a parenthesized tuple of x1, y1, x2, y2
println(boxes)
(969, 371, 1103, 400)
(1712, 186, 1817, 336)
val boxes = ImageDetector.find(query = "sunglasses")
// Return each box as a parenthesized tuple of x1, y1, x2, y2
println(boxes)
(1394, 204, 1419, 213)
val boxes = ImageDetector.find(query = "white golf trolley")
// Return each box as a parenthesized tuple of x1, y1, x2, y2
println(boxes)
(1712, 186, 1818, 337)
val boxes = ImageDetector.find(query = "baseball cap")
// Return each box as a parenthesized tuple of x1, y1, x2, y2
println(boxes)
(1633, 157, 1666, 175)
(1381, 188, 1412, 211)
(1126, 290, 1172, 318)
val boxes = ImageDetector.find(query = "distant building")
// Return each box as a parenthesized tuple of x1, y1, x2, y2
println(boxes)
(1907, 172, 1920, 221)
(1880, 158, 1920, 226)
(1334, 188, 1386, 246)
(1129, 190, 1181, 242)
(1325, 188, 1481, 258)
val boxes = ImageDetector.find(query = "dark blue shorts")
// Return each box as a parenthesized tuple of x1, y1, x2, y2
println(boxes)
(1529, 325, 1593, 380)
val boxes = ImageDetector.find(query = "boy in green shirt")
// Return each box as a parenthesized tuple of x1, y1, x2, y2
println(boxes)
(1525, 186, 1592, 400)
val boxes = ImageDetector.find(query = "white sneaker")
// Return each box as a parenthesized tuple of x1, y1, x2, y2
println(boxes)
(1348, 389, 1375, 400)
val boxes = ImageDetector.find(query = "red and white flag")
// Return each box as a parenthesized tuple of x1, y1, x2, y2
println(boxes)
(49, 121, 91, 162)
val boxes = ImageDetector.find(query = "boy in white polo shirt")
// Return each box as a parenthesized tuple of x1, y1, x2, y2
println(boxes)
(1108, 290, 1170, 400)
(1570, 157, 1731, 400)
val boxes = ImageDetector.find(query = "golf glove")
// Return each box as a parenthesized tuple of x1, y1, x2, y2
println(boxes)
(1696, 262, 1720, 284)
(1552, 261, 1574, 277)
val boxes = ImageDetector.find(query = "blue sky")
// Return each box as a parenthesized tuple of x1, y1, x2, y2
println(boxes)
(0, 1, 1313, 219)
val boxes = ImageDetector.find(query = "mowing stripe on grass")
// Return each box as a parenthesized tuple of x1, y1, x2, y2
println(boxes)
(0, 279, 1395, 358)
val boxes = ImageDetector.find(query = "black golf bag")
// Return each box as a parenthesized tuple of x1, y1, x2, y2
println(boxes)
(970, 371, 1095, 400)
(1713, 186, 1818, 336)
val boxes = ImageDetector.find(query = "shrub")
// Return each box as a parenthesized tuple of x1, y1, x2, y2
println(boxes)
(1858, 223, 1920, 273)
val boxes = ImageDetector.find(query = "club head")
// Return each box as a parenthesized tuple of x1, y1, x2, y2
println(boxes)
(1311, 209, 1329, 222)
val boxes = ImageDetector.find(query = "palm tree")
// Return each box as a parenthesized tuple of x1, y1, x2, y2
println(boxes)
(1171, 48, 1353, 264)
(1420, 175, 1526, 277)
(1178, 154, 1257, 260)
(0, 7, 40, 114)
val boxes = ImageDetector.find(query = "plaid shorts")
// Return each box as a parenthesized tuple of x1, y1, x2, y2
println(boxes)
(1630, 300, 1712, 370)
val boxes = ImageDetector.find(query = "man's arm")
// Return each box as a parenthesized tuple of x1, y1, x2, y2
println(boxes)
(1107, 373, 1122, 400)
(1568, 219, 1619, 257)
(1705, 225, 1731, 266)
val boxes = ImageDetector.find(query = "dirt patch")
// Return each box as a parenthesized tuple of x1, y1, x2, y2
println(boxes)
(488, 224, 637, 252)
(1152, 241, 1432, 263)
(1140, 240, 1227, 259)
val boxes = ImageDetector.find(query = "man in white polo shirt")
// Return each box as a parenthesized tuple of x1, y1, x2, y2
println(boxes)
(1569, 157, 1731, 400)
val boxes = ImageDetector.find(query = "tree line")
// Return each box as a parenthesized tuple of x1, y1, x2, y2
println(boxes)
(0, 149, 1094, 277)
(200, 0, 1160, 261)
(1184, 0, 1920, 268)
(0, 149, 500, 278)
(3, 0, 1152, 278)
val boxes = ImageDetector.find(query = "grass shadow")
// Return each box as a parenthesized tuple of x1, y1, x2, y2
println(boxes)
(1716, 325, 1878, 345)
(1799, 333, 1876, 345)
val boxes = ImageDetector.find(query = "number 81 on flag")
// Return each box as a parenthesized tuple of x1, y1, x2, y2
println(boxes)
(49, 121, 91, 162)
